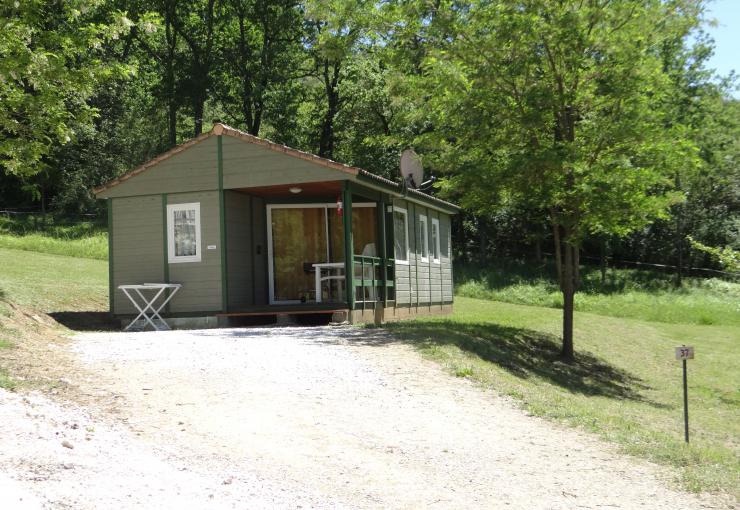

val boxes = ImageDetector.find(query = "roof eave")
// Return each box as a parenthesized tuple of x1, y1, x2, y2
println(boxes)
(355, 171, 461, 213)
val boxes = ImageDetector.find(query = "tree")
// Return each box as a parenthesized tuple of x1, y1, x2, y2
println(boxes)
(0, 0, 132, 179)
(170, 0, 220, 136)
(418, 0, 701, 359)
(304, 0, 375, 159)
(215, 0, 304, 136)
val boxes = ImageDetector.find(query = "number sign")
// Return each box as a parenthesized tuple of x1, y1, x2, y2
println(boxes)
(675, 346, 695, 360)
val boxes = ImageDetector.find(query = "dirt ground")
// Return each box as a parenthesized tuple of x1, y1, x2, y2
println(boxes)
(0, 318, 734, 509)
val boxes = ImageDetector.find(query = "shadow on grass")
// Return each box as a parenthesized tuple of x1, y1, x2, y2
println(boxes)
(385, 319, 666, 406)
(50, 311, 119, 332)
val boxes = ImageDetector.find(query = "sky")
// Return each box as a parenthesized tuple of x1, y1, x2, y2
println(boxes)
(703, 0, 739, 90)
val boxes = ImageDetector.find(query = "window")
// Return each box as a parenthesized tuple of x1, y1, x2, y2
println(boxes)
(419, 215, 429, 262)
(393, 207, 409, 263)
(431, 218, 441, 263)
(167, 202, 201, 263)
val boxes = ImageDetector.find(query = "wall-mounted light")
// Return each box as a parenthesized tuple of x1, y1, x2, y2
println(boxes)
(289, 187, 302, 194)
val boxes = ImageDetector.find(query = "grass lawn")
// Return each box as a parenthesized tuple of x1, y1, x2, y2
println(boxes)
(0, 247, 108, 312)
(0, 215, 107, 260)
(386, 296, 740, 498)
(456, 261, 740, 326)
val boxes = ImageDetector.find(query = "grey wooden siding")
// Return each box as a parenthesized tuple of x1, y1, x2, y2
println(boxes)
(223, 192, 269, 309)
(252, 196, 269, 305)
(225, 191, 252, 310)
(393, 198, 454, 309)
(429, 209, 443, 304)
(99, 137, 218, 198)
(415, 205, 431, 305)
(440, 214, 454, 302)
(167, 191, 223, 313)
(222, 136, 342, 189)
(111, 196, 164, 314)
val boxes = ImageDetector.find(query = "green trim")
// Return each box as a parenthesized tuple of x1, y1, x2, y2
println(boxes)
(107, 198, 114, 314)
(427, 206, 432, 310)
(412, 202, 419, 310)
(343, 181, 355, 310)
(378, 195, 388, 307)
(162, 194, 169, 283)
(161, 194, 170, 315)
(387, 197, 396, 308)
(218, 135, 228, 312)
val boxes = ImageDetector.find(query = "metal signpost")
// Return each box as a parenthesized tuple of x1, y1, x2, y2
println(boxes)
(675, 345, 695, 443)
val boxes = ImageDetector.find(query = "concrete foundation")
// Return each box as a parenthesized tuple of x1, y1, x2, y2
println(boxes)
(350, 303, 453, 325)
(122, 316, 219, 331)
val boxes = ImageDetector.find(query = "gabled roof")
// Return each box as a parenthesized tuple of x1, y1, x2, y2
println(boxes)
(94, 123, 460, 212)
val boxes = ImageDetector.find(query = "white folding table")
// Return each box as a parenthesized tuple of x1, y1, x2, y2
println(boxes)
(118, 283, 182, 331)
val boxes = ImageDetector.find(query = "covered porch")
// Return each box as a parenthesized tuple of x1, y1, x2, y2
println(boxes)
(222, 179, 395, 319)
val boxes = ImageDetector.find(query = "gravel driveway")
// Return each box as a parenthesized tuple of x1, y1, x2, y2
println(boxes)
(1, 326, 729, 509)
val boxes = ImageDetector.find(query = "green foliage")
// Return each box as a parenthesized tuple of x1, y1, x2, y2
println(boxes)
(214, 0, 305, 137)
(688, 236, 740, 273)
(387, 297, 740, 497)
(419, 0, 697, 240)
(0, 0, 133, 178)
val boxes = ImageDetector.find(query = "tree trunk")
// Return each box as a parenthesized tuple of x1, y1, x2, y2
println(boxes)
(674, 171, 683, 287)
(551, 220, 563, 287)
(561, 241, 576, 360)
(319, 92, 338, 158)
(193, 92, 205, 136)
(675, 211, 683, 287)
(600, 237, 608, 287)
(164, 7, 178, 147)
(478, 221, 488, 263)
(318, 59, 340, 159)
(168, 100, 177, 147)
(552, 220, 577, 361)
(534, 237, 542, 264)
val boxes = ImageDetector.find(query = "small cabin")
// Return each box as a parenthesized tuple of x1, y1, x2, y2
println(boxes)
(95, 123, 459, 325)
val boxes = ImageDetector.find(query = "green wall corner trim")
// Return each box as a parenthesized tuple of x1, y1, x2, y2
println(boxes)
(218, 135, 228, 312)
(343, 181, 355, 310)
(161, 194, 170, 315)
(162, 194, 169, 283)
(107, 198, 114, 314)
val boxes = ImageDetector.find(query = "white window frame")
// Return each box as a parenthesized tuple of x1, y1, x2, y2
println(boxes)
(393, 206, 410, 264)
(167, 202, 202, 264)
(431, 217, 441, 264)
(419, 214, 429, 262)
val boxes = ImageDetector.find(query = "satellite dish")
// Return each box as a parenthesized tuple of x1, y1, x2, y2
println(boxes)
(400, 149, 423, 189)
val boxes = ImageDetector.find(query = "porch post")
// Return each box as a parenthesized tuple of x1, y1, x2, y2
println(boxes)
(378, 195, 388, 307)
(343, 181, 355, 310)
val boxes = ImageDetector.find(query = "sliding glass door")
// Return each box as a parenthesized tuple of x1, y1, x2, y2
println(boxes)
(269, 206, 328, 303)
(267, 203, 377, 304)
